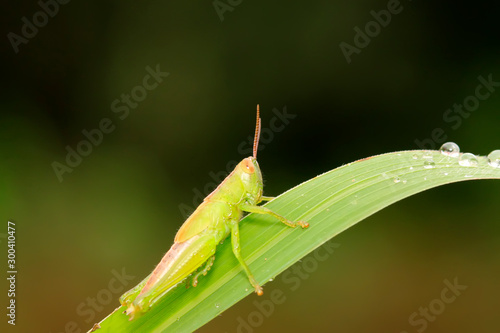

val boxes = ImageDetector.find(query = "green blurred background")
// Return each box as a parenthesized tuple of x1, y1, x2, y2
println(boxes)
(2, 1, 500, 332)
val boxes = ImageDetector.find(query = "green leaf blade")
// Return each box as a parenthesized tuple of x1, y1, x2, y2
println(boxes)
(91, 150, 500, 333)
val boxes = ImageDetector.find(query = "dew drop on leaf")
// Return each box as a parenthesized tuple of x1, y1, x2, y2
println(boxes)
(459, 153, 478, 167)
(487, 150, 500, 168)
(439, 142, 460, 157)
(423, 160, 435, 169)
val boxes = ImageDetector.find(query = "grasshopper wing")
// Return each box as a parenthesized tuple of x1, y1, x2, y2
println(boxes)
(175, 200, 234, 243)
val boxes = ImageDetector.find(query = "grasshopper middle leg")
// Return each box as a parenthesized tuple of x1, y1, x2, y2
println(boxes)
(191, 255, 215, 287)
(240, 203, 309, 228)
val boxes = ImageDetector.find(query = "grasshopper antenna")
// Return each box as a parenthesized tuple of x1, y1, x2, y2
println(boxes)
(253, 105, 261, 158)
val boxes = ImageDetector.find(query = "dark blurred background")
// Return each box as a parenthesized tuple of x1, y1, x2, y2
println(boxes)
(2, 1, 500, 332)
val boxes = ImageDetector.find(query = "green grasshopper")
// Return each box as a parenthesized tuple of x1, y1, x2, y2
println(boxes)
(120, 105, 309, 320)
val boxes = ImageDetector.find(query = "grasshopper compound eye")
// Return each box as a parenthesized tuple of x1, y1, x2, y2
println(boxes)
(241, 158, 255, 174)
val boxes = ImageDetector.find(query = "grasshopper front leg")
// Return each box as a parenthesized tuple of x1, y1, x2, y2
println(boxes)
(259, 196, 274, 202)
(240, 203, 309, 228)
(230, 224, 264, 296)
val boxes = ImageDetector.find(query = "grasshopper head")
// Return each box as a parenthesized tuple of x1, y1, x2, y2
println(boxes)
(212, 106, 263, 204)
(237, 105, 264, 203)
(237, 156, 263, 204)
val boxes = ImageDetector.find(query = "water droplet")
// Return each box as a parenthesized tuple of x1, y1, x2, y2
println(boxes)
(215, 303, 220, 308)
(423, 160, 435, 169)
(409, 166, 414, 170)
(245, 288, 249, 292)
(439, 142, 460, 157)
(459, 153, 478, 167)
(412, 154, 419, 160)
(443, 172, 449, 176)
(269, 278, 274, 282)
(393, 177, 401, 183)
(487, 150, 500, 168)
(402, 180, 407, 184)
